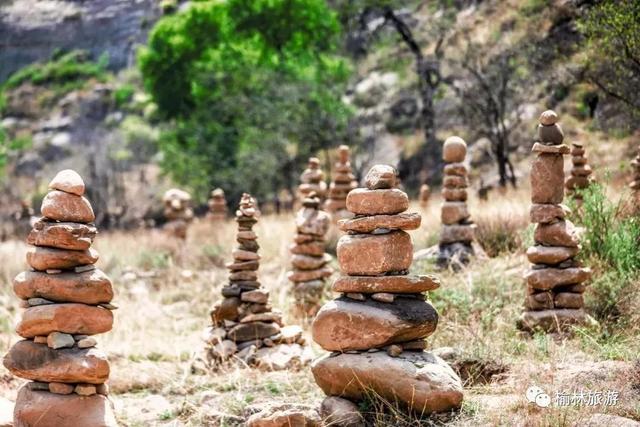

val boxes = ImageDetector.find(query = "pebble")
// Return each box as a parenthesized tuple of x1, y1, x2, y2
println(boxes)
(345, 293, 365, 301)
(74, 384, 97, 396)
(77, 337, 97, 348)
(47, 332, 75, 349)
(49, 382, 74, 395)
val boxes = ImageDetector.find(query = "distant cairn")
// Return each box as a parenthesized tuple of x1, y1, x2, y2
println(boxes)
(162, 188, 193, 239)
(207, 188, 228, 221)
(565, 141, 593, 203)
(324, 145, 358, 219)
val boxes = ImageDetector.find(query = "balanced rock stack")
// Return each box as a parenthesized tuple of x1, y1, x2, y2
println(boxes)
(437, 136, 476, 267)
(287, 193, 333, 318)
(419, 183, 431, 208)
(207, 188, 228, 221)
(629, 147, 640, 196)
(565, 142, 593, 202)
(162, 188, 194, 238)
(311, 164, 463, 416)
(519, 110, 595, 333)
(324, 145, 358, 218)
(297, 158, 327, 204)
(205, 193, 310, 370)
(4, 169, 117, 426)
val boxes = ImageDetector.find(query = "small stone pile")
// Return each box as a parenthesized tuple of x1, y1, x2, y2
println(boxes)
(4, 169, 117, 426)
(311, 164, 463, 416)
(205, 193, 311, 370)
(324, 145, 358, 218)
(565, 142, 593, 202)
(437, 136, 476, 267)
(519, 111, 595, 333)
(629, 147, 640, 196)
(207, 188, 228, 220)
(419, 183, 431, 208)
(162, 188, 194, 238)
(287, 193, 333, 318)
(297, 158, 327, 204)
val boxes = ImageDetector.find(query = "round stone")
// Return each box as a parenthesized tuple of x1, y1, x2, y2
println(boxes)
(539, 110, 558, 126)
(48, 169, 85, 196)
(442, 136, 467, 163)
(41, 190, 95, 223)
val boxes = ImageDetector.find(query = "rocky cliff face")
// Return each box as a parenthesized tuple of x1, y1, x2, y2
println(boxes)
(0, 0, 161, 81)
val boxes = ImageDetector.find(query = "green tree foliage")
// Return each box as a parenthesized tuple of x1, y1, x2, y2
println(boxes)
(138, 0, 351, 204)
(579, 0, 640, 113)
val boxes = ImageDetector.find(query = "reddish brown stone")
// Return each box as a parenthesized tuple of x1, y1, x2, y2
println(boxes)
(526, 245, 578, 264)
(332, 274, 440, 293)
(4, 340, 109, 383)
(532, 143, 570, 154)
(530, 204, 568, 224)
(26, 246, 99, 271)
(346, 189, 408, 215)
(41, 190, 95, 223)
(442, 136, 467, 163)
(27, 220, 97, 250)
(441, 188, 467, 202)
(13, 269, 113, 304)
(518, 308, 592, 333)
(440, 224, 475, 244)
(290, 241, 325, 257)
(531, 153, 564, 204)
(444, 163, 467, 176)
(525, 292, 553, 310)
(534, 220, 580, 247)
(337, 231, 412, 275)
(228, 322, 280, 341)
(338, 213, 420, 233)
(211, 297, 240, 324)
(554, 292, 583, 309)
(291, 253, 331, 270)
(443, 176, 468, 189)
(441, 202, 469, 225)
(537, 123, 564, 144)
(287, 266, 333, 283)
(364, 164, 396, 189)
(17, 304, 113, 338)
(48, 169, 86, 196)
(525, 267, 591, 291)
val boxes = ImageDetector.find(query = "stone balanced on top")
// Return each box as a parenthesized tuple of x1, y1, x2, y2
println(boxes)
(205, 193, 310, 370)
(437, 136, 476, 267)
(287, 192, 333, 318)
(207, 188, 228, 221)
(565, 142, 593, 202)
(297, 157, 327, 204)
(311, 164, 463, 415)
(324, 145, 358, 219)
(4, 170, 117, 426)
(162, 188, 194, 239)
(519, 110, 595, 333)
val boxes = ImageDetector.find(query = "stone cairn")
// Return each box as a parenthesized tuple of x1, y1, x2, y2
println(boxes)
(311, 165, 463, 417)
(162, 188, 194, 238)
(629, 147, 640, 198)
(207, 188, 228, 220)
(519, 110, 595, 333)
(565, 142, 593, 203)
(419, 183, 431, 208)
(4, 170, 117, 426)
(297, 157, 327, 205)
(437, 136, 476, 268)
(324, 145, 358, 219)
(205, 193, 310, 370)
(287, 193, 333, 318)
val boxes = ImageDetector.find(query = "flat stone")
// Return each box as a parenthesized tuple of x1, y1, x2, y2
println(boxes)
(320, 397, 364, 427)
(291, 253, 331, 270)
(49, 169, 85, 196)
(444, 163, 467, 176)
(525, 267, 591, 290)
(4, 340, 109, 383)
(443, 136, 467, 163)
(530, 204, 568, 223)
(371, 292, 395, 303)
(531, 153, 565, 204)
(47, 332, 75, 349)
(237, 230, 257, 240)
(525, 292, 553, 310)
(252, 343, 314, 371)
(27, 297, 54, 306)
(26, 246, 99, 271)
(13, 386, 117, 427)
(440, 224, 476, 244)
(293, 233, 317, 244)
(287, 266, 333, 283)
(49, 382, 75, 395)
(441, 202, 469, 225)
(75, 384, 97, 396)
(17, 303, 113, 338)
(311, 296, 438, 351)
(537, 123, 564, 144)
(27, 220, 97, 250)
(78, 337, 98, 348)
(364, 164, 397, 190)
(534, 220, 580, 247)
(518, 308, 594, 333)
(532, 143, 570, 154)
(226, 260, 259, 271)
(41, 190, 95, 223)
(566, 175, 590, 190)
(539, 110, 558, 125)
(290, 241, 325, 257)
(572, 165, 593, 177)
(338, 212, 420, 233)
(442, 188, 467, 202)
(345, 293, 365, 301)
(526, 245, 578, 264)
(228, 322, 280, 341)
(229, 270, 258, 281)
(34, 336, 48, 344)
(554, 292, 583, 309)
(232, 249, 260, 261)
(246, 402, 321, 427)
(332, 274, 440, 293)
(312, 351, 463, 413)
(296, 208, 331, 236)
(240, 312, 282, 324)
(346, 188, 409, 215)
(337, 231, 412, 275)
(443, 175, 468, 188)
(241, 289, 269, 303)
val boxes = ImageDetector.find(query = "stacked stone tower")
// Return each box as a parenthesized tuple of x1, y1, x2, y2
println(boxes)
(297, 158, 327, 204)
(205, 194, 309, 370)
(207, 188, 228, 220)
(4, 170, 117, 426)
(311, 165, 463, 415)
(324, 145, 358, 219)
(565, 142, 593, 202)
(162, 188, 193, 238)
(287, 193, 333, 318)
(630, 148, 640, 196)
(437, 136, 476, 267)
(519, 111, 594, 333)
(419, 183, 431, 208)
